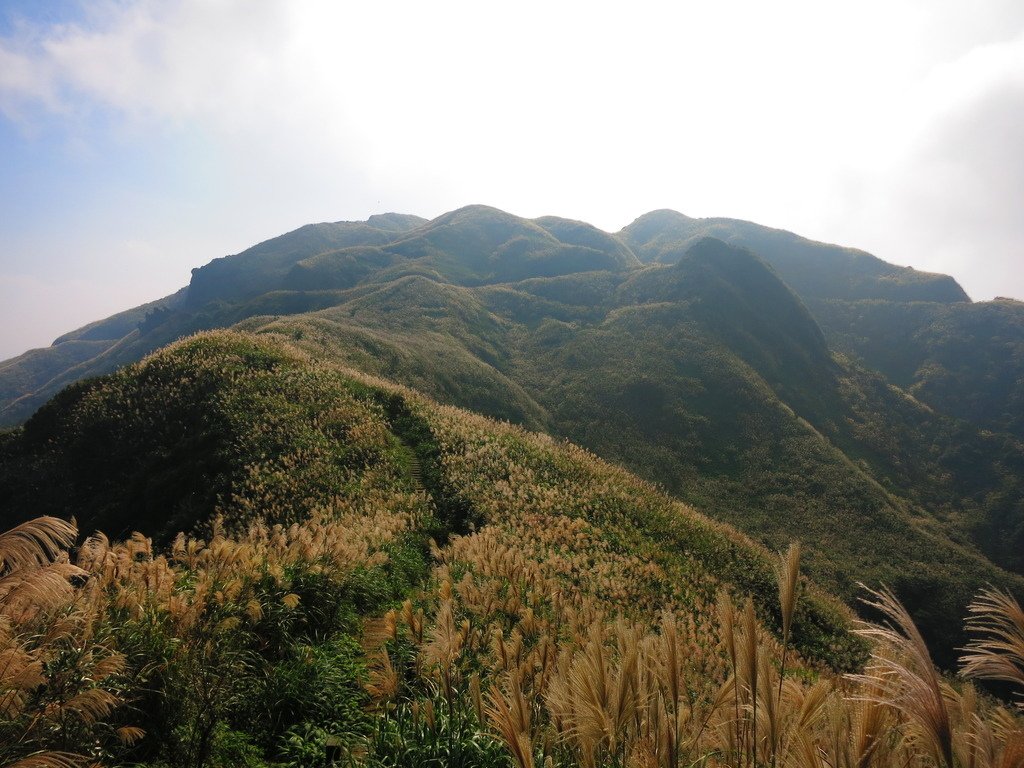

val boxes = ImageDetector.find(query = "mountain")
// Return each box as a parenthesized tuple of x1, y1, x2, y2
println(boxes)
(618, 210, 1024, 442)
(2, 205, 1023, 668)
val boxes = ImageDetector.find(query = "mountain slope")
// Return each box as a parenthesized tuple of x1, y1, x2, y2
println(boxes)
(0, 330, 861, 668)
(812, 296, 1024, 441)
(1, 205, 1022, 666)
(8, 330, 1024, 768)
(235, 242, 1024, 662)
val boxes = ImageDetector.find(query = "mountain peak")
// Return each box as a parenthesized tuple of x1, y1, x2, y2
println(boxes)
(365, 212, 427, 233)
(619, 209, 694, 244)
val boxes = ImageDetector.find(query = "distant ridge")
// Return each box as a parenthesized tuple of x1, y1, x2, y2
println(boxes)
(620, 209, 970, 303)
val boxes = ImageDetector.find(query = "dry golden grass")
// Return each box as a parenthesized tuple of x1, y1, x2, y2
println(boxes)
(367, 516, 1024, 768)
(962, 588, 1024, 704)
(1, 492, 420, 766)
(6, 487, 1024, 768)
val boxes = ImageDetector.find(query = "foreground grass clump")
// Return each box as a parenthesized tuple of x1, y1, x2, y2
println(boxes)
(6, 510, 1024, 768)
(0, 505, 430, 768)
(366, 527, 1024, 768)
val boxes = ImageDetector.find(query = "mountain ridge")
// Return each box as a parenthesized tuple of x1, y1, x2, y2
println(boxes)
(620, 209, 971, 303)
(2, 204, 1022, 666)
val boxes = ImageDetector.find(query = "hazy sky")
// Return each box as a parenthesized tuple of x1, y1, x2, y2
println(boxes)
(2, 1, 1023, 361)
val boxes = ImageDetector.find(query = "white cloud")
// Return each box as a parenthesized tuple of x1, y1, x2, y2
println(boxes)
(820, 31, 1024, 300)
(0, 0, 940, 224)
(0, 39, 58, 119)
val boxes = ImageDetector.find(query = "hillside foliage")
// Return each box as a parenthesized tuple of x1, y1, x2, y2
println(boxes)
(1, 207, 1022, 670)
(1, 333, 1023, 767)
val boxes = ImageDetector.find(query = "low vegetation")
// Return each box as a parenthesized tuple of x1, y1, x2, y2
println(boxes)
(2, 331, 1023, 767)
(4, 512, 1023, 767)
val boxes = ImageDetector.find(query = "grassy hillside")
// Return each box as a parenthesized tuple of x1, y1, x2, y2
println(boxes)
(812, 297, 1024, 440)
(0, 331, 859, 660)
(0, 330, 866, 765)
(248, 237, 1023, 656)
(1, 206, 1022, 668)
(4, 331, 1024, 768)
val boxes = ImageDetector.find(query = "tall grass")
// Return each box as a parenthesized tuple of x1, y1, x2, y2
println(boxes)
(962, 587, 1024, 703)
(0, 499, 421, 767)
(363, 519, 1024, 768)
(5, 509, 1024, 768)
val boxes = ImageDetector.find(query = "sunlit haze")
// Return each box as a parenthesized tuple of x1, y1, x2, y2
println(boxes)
(2, 0, 1023, 360)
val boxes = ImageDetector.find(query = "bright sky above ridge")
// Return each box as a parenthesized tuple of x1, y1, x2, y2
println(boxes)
(1, 0, 1023, 361)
